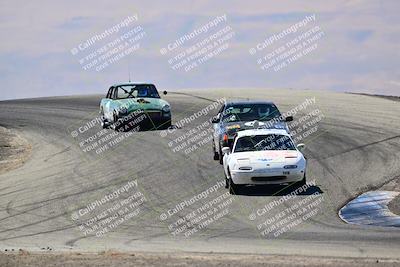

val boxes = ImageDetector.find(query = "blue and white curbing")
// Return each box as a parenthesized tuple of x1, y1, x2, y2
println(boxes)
(339, 191, 400, 227)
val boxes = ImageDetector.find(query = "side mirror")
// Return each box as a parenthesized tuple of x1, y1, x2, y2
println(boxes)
(297, 143, 305, 151)
(163, 91, 168, 95)
(222, 147, 231, 155)
(285, 116, 293, 122)
(211, 116, 219, 123)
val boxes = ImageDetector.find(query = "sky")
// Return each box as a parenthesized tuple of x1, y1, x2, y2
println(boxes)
(0, 0, 399, 100)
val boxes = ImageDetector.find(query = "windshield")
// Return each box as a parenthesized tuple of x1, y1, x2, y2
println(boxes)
(234, 134, 296, 152)
(116, 84, 160, 99)
(222, 103, 281, 122)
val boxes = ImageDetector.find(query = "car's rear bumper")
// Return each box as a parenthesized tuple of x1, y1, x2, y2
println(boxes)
(230, 168, 304, 185)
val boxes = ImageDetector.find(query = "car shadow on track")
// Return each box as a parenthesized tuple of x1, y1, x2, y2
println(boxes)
(232, 183, 323, 197)
(116, 120, 176, 132)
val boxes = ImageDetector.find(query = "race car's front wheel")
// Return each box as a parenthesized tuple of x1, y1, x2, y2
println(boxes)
(224, 169, 229, 188)
(158, 119, 171, 130)
(213, 141, 219, 160)
(113, 112, 118, 124)
(300, 173, 307, 185)
(101, 119, 109, 129)
(219, 145, 223, 165)
(228, 178, 240, 194)
(100, 115, 109, 129)
(112, 112, 124, 131)
(292, 174, 307, 187)
(227, 168, 240, 194)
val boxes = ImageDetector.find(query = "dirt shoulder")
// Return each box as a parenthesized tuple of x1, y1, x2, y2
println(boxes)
(348, 93, 400, 102)
(380, 177, 400, 215)
(0, 126, 31, 175)
(1, 251, 399, 267)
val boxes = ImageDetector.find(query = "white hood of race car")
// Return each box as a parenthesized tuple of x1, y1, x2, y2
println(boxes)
(230, 150, 302, 168)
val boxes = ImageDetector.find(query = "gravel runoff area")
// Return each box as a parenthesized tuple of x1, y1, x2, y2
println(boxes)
(0, 126, 31, 175)
(1, 251, 400, 267)
(381, 177, 400, 216)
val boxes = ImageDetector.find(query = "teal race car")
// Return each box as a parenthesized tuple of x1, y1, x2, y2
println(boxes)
(100, 83, 171, 131)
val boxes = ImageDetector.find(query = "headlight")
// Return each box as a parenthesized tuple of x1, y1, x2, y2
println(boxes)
(162, 105, 171, 113)
(118, 107, 128, 115)
(284, 165, 298, 169)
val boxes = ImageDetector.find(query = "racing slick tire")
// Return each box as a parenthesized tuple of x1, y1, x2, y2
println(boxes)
(219, 145, 223, 165)
(292, 174, 307, 187)
(300, 173, 307, 186)
(213, 141, 219, 160)
(158, 119, 171, 130)
(99, 108, 109, 129)
(227, 168, 240, 194)
(112, 112, 124, 132)
(229, 178, 240, 195)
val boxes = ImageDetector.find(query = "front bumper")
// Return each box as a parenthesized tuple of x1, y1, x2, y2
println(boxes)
(121, 110, 170, 122)
(142, 110, 171, 121)
(115, 110, 171, 130)
(230, 168, 305, 185)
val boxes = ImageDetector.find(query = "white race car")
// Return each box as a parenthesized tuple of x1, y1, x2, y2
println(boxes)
(222, 129, 307, 194)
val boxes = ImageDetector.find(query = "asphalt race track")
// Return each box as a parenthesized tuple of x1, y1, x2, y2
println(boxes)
(0, 88, 399, 258)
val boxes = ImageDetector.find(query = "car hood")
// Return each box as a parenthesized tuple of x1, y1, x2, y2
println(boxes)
(115, 97, 169, 112)
(223, 120, 288, 136)
(231, 150, 301, 165)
